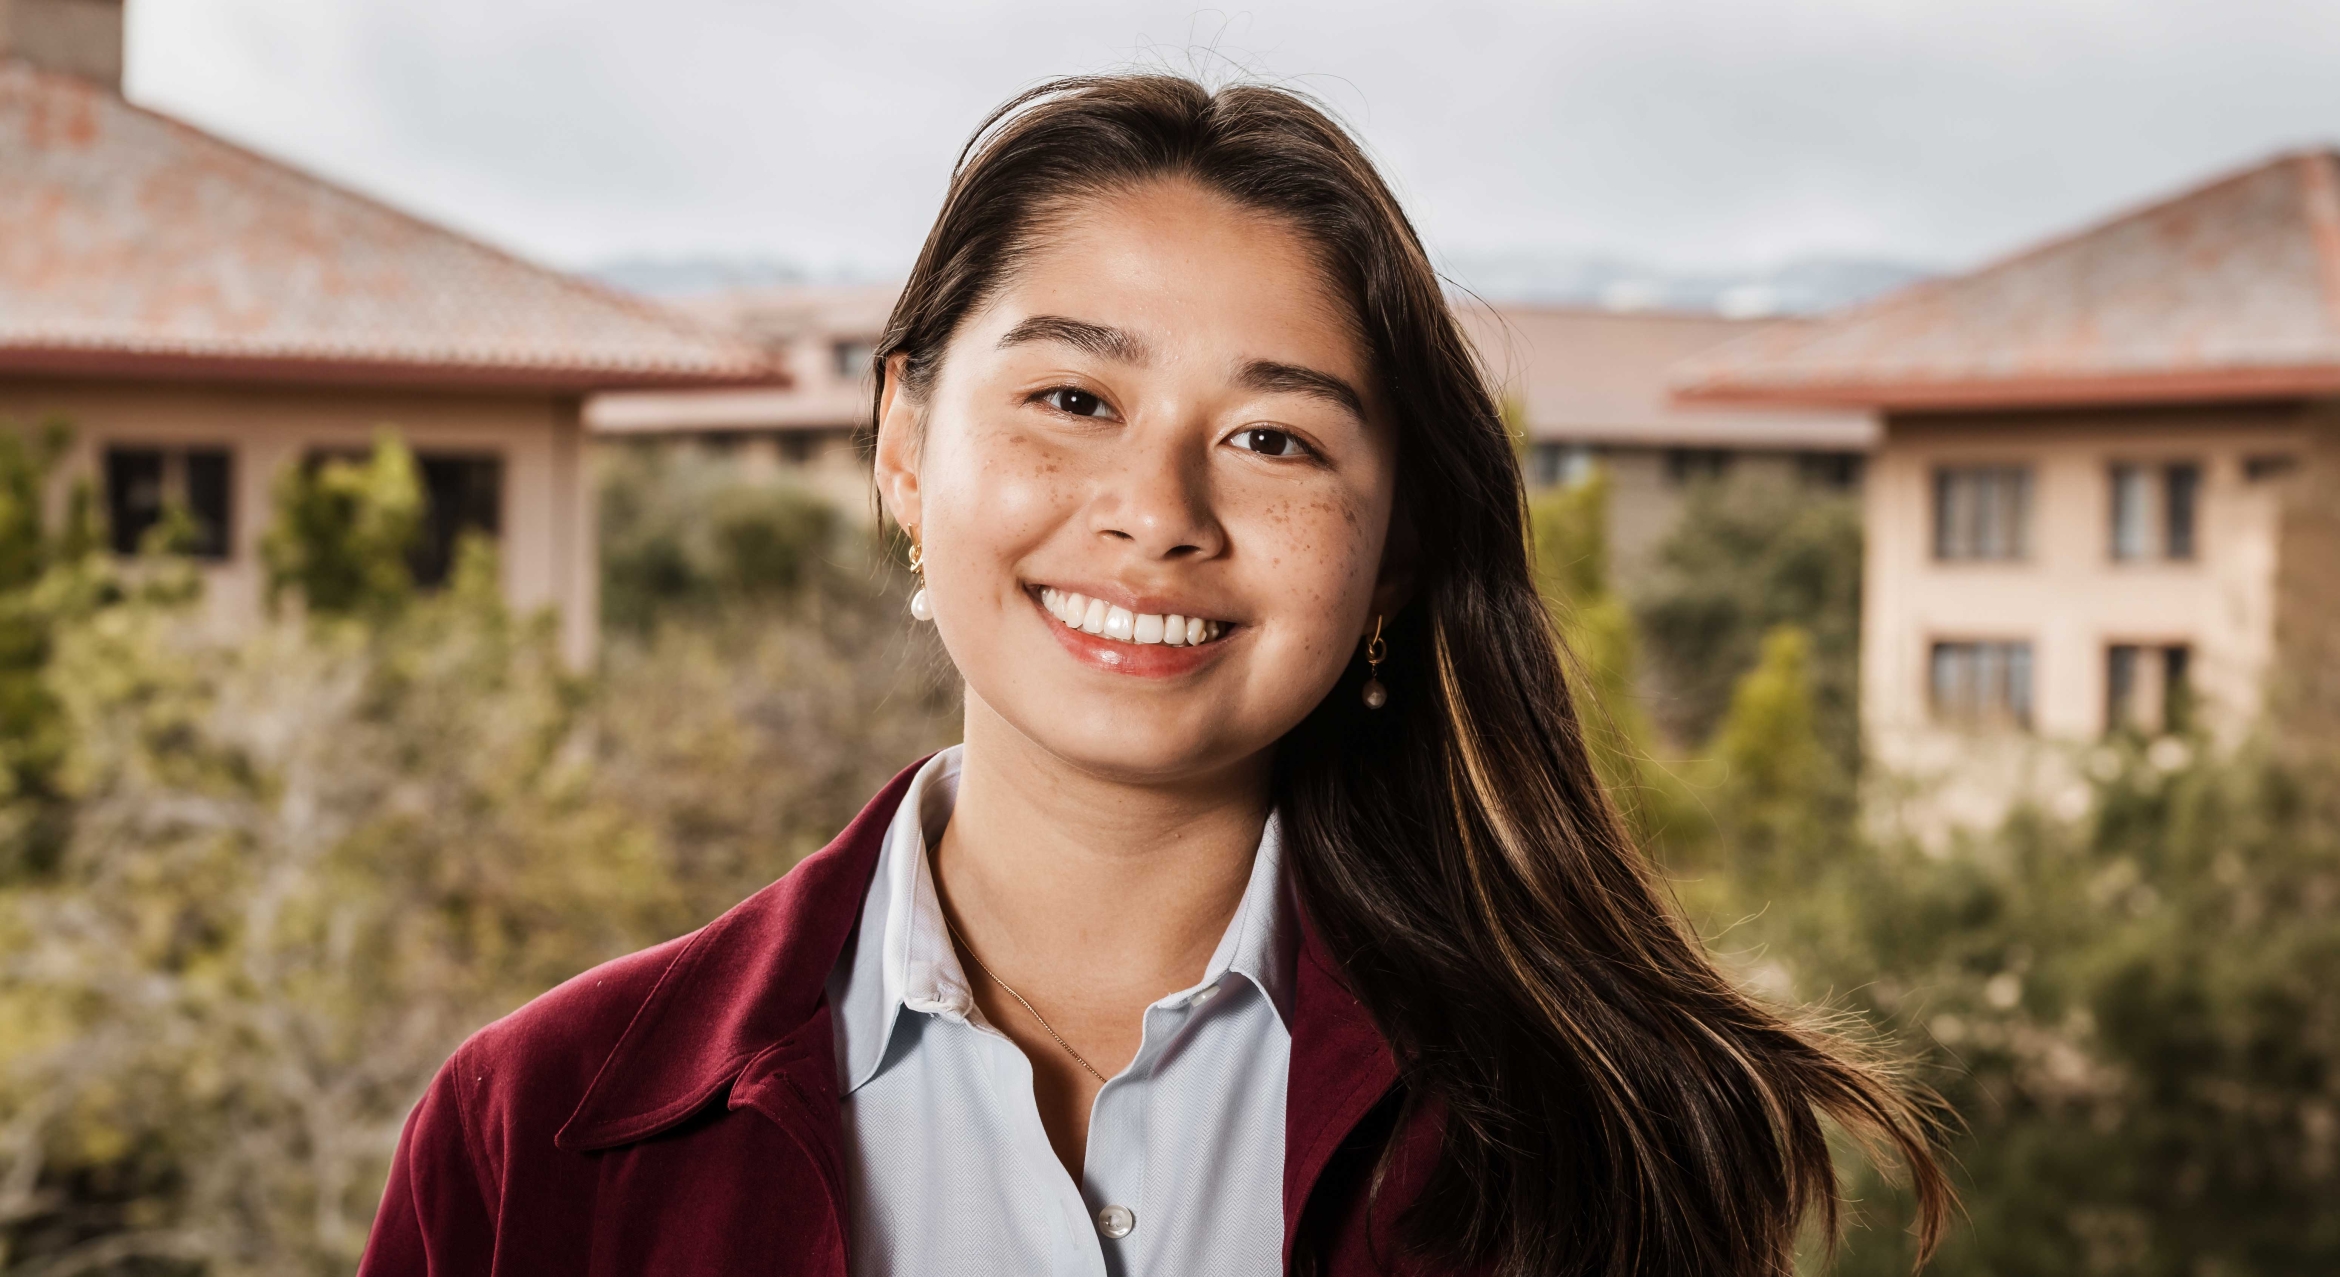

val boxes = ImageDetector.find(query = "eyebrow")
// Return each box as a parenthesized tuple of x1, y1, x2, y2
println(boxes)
(1237, 359, 1368, 421)
(996, 315, 1150, 363)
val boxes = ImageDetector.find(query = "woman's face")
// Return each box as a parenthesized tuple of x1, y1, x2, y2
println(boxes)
(875, 178, 1402, 785)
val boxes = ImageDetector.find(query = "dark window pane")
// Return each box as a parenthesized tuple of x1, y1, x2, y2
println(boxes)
(2244, 454, 2297, 483)
(104, 448, 165, 555)
(411, 454, 503, 588)
(1799, 452, 1862, 489)
(2109, 464, 2148, 560)
(1933, 469, 1956, 558)
(833, 339, 876, 379)
(2106, 644, 2139, 732)
(2163, 645, 2193, 733)
(2164, 464, 2199, 559)
(184, 449, 233, 560)
(1666, 448, 1730, 486)
(1933, 640, 2034, 728)
(1934, 466, 2030, 560)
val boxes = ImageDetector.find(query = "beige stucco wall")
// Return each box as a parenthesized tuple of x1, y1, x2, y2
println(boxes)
(1863, 403, 2308, 829)
(0, 379, 598, 666)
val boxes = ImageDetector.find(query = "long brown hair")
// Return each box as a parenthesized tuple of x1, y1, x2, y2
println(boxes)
(870, 74, 1950, 1277)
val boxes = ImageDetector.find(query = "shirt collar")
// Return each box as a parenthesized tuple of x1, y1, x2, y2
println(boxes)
(830, 743, 1295, 1096)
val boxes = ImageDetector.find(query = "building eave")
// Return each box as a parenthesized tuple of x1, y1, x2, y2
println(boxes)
(0, 344, 789, 394)
(1672, 363, 2340, 413)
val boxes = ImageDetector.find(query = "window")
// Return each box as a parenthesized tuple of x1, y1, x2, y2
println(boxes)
(832, 339, 877, 380)
(1798, 451, 1863, 490)
(1527, 442, 1595, 488)
(412, 454, 502, 588)
(302, 449, 502, 589)
(1933, 466, 2031, 560)
(2107, 643, 2192, 735)
(2244, 454, 2298, 483)
(2109, 462, 2200, 561)
(104, 445, 233, 559)
(1931, 641, 2033, 728)
(1665, 448, 1731, 486)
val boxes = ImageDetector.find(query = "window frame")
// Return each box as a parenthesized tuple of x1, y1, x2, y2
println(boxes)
(102, 443, 235, 561)
(2106, 459, 2202, 563)
(1928, 637, 2036, 731)
(1931, 464, 2033, 562)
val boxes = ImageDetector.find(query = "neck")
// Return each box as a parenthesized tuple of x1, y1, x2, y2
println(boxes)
(933, 691, 1273, 997)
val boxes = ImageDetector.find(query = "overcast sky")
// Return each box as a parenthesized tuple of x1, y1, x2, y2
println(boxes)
(125, 0, 2340, 285)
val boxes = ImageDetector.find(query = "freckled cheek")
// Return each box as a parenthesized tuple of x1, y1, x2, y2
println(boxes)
(1238, 494, 1381, 638)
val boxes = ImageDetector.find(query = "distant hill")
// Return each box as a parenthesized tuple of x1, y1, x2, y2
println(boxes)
(589, 252, 1933, 317)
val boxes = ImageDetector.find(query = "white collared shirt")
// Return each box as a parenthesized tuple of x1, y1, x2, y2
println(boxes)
(825, 746, 1293, 1277)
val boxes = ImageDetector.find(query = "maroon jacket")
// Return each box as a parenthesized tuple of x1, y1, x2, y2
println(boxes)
(357, 760, 1441, 1275)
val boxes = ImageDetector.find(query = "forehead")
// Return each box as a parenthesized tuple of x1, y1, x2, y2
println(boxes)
(957, 179, 1369, 382)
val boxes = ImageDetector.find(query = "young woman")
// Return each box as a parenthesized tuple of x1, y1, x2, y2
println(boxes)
(360, 75, 1948, 1277)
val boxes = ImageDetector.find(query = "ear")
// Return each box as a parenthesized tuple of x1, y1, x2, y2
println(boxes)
(872, 353, 924, 535)
(1368, 493, 1419, 627)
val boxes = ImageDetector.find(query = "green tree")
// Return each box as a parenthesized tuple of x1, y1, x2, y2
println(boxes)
(1634, 474, 1862, 770)
(1527, 471, 1710, 853)
(1705, 625, 1848, 882)
(598, 444, 846, 633)
(0, 450, 958, 1273)
(260, 434, 424, 618)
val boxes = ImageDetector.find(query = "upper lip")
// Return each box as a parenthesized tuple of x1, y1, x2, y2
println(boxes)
(1030, 581, 1238, 623)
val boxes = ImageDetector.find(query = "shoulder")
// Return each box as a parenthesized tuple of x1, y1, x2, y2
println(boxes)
(442, 925, 712, 1161)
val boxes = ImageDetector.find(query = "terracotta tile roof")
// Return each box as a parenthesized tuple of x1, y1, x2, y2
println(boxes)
(1673, 149, 2340, 410)
(0, 62, 784, 391)
(1454, 302, 1876, 449)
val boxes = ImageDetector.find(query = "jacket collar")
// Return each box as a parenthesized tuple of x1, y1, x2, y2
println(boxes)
(554, 758, 921, 1153)
(552, 755, 1401, 1244)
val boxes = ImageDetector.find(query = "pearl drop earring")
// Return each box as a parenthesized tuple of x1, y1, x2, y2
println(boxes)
(906, 536, 933, 622)
(1361, 614, 1388, 709)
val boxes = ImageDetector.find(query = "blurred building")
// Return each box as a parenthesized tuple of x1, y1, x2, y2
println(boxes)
(586, 283, 894, 515)
(0, 0, 781, 666)
(1452, 303, 1876, 578)
(1676, 148, 2340, 823)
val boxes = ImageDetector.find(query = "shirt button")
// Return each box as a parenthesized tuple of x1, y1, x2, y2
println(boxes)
(1187, 985, 1219, 1008)
(1095, 1204, 1136, 1239)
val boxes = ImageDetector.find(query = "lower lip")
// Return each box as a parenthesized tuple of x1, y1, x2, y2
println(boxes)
(1038, 597, 1236, 678)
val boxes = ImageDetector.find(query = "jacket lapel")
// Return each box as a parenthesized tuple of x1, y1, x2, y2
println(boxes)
(544, 754, 1405, 1275)
(1283, 899, 1403, 1269)
(554, 758, 923, 1154)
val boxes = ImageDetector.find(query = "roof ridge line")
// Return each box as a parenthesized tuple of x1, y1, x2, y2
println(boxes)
(1912, 148, 2320, 299)
(2297, 152, 2340, 338)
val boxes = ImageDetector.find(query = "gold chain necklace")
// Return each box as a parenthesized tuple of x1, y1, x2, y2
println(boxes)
(941, 915, 1110, 1085)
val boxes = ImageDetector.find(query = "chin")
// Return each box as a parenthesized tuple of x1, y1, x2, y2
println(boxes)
(975, 682, 1263, 785)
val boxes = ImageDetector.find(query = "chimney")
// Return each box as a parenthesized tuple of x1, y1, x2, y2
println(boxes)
(0, 0, 125, 91)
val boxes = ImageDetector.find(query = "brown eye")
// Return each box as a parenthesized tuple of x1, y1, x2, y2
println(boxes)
(1044, 387, 1113, 418)
(1232, 427, 1308, 458)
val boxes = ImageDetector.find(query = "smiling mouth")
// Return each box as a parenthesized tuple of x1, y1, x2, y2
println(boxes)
(1038, 587, 1228, 647)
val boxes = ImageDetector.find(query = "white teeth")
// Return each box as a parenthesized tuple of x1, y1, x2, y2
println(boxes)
(1036, 588, 1225, 648)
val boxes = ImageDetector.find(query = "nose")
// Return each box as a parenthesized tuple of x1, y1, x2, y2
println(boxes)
(1088, 433, 1225, 561)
